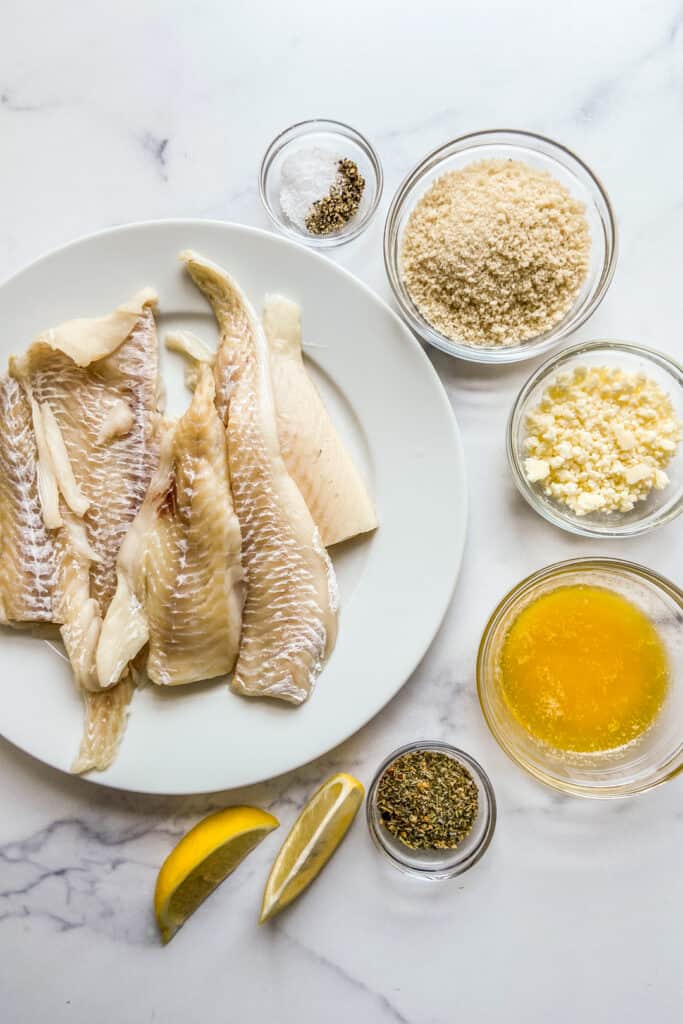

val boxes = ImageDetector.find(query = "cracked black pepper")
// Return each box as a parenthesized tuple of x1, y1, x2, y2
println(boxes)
(305, 158, 365, 235)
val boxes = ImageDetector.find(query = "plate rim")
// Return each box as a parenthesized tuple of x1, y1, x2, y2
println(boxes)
(0, 218, 468, 795)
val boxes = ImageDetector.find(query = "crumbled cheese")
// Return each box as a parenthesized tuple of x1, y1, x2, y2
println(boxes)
(525, 457, 550, 482)
(523, 365, 682, 515)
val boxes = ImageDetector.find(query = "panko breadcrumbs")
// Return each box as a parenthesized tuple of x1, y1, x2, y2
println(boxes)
(400, 159, 591, 347)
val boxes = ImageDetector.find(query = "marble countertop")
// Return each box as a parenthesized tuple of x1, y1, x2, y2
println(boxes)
(2, 1, 683, 1021)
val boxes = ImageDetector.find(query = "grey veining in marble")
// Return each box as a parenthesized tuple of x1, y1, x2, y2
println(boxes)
(1, 1, 683, 1022)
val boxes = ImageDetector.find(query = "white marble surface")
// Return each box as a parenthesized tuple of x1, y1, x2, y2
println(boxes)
(2, 1, 683, 1021)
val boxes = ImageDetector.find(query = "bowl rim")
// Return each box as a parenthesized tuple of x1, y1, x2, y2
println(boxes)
(258, 117, 384, 248)
(506, 339, 683, 538)
(365, 739, 497, 879)
(383, 127, 618, 364)
(477, 556, 683, 798)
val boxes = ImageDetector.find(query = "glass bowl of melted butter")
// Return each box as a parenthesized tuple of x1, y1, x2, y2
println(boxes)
(477, 558, 683, 798)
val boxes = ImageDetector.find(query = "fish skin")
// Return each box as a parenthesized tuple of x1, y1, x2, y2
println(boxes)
(9, 296, 161, 771)
(97, 366, 243, 688)
(263, 294, 378, 548)
(0, 375, 59, 624)
(181, 251, 338, 705)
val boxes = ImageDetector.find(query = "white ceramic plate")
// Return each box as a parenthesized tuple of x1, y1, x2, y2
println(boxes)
(0, 220, 466, 794)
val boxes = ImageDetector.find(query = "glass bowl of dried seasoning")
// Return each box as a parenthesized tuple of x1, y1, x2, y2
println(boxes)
(366, 741, 496, 879)
(259, 119, 383, 248)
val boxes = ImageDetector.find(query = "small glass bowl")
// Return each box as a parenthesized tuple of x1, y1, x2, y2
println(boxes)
(259, 119, 383, 248)
(366, 741, 496, 879)
(477, 558, 683, 799)
(507, 340, 683, 537)
(384, 129, 617, 364)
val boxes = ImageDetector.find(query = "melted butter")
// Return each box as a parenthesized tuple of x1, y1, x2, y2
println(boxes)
(499, 585, 668, 752)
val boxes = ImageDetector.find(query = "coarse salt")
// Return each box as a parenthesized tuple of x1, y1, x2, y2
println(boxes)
(279, 147, 340, 231)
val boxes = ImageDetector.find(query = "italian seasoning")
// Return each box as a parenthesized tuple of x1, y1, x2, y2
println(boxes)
(377, 749, 479, 850)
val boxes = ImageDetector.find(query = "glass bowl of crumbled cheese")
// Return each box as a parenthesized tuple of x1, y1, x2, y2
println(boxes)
(259, 119, 383, 247)
(508, 341, 683, 537)
(384, 129, 617, 363)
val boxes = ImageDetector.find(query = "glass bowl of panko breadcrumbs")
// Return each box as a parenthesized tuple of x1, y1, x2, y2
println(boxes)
(384, 129, 617, 363)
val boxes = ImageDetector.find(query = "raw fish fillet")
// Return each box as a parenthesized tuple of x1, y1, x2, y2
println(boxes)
(181, 251, 338, 704)
(166, 306, 377, 548)
(97, 366, 243, 688)
(9, 290, 161, 771)
(263, 295, 378, 547)
(0, 376, 59, 624)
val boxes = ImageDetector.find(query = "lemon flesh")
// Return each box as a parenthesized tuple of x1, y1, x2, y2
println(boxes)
(260, 772, 363, 923)
(155, 806, 278, 943)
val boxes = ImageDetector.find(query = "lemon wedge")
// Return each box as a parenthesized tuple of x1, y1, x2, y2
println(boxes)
(155, 806, 278, 943)
(260, 772, 364, 923)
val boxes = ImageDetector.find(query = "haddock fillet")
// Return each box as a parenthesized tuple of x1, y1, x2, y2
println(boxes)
(165, 305, 378, 548)
(9, 291, 161, 771)
(97, 366, 243, 688)
(181, 251, 338, 704)
(263, 294, 378, 547)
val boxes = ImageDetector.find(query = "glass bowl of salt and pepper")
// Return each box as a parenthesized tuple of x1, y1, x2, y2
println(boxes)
(259, 119, 383, 247)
